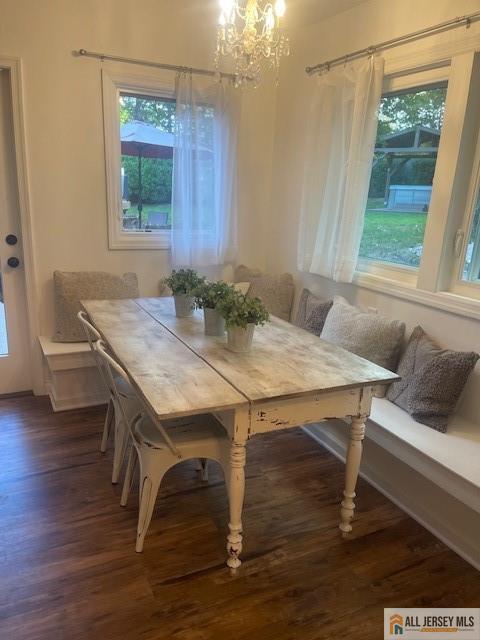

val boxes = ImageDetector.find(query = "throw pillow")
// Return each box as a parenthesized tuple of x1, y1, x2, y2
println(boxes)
(54, 271, 139, 342)
(294, 288, 333, 336)
(386, 326, 479, 432)
(234, 265, 294, 321)
(320, 296, 405, 397)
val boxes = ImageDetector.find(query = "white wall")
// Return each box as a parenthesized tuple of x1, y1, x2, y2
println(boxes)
(267, 0, 480, 424)
(0, 0, 276, 339)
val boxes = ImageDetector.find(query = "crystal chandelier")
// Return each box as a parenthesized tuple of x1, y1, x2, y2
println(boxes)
(214, 0, 290, 86)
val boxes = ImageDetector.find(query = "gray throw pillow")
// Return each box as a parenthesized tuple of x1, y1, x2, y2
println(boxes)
(320, 296, 405, 397)
(54, 271, 139, 342)
(295, 288, 333, 336)
(234, 265, 295, 321)
(387, 326, 479, 433)
(294, 289, 333, 333)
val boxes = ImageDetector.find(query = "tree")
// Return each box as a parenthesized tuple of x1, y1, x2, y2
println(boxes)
(376, 86, 446, 138)
(119, 94, 175, 132)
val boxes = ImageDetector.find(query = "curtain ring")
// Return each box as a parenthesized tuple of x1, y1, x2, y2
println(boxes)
(366, 46, 376, 59)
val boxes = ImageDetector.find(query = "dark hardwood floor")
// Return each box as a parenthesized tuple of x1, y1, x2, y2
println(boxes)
(0, 396, 478, 640)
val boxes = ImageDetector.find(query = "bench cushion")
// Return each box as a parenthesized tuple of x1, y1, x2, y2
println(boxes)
(370, 397, 480, 495)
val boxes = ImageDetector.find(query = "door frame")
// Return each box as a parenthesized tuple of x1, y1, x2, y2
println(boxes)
(0, 55, 42, 394)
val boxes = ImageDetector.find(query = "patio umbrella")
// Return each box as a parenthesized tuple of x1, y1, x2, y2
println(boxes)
(120, 121, 174, 229)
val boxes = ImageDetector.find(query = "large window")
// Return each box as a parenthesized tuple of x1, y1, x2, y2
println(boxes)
(359, 82, 447, 268)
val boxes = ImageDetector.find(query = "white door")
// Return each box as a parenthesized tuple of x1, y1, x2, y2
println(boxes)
(0, 69, 31, 394)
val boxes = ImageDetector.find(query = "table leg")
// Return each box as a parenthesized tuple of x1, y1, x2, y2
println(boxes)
(225, 407, 249, 570)
(340, 416, 366, 536)
(226, 440, 247, 569)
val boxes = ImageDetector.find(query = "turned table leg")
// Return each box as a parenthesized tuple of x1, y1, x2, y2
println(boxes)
(340, 416, 366, 536)
(226, 440, 247, 569)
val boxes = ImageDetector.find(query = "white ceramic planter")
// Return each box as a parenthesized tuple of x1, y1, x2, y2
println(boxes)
(227, 323, 255, 353)
(174, 294, 195, 318)
(203, 307, 225, 336)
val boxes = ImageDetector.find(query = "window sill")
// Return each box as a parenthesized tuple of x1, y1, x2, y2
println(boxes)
(108, 229, 171, 250)
(353, 270, 480, 321)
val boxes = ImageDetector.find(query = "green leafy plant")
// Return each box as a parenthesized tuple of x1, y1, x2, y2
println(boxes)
(217, 290, 269, 329)
(193, 280, 235, 310)
(163, 269, 205, 296)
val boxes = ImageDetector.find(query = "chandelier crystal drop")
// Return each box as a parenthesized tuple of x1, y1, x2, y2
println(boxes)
(214, 0, 290, 86)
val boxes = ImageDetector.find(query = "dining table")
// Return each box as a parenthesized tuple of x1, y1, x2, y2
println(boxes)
(82, 296, 398, 568)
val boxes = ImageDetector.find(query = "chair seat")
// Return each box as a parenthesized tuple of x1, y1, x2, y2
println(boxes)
(135, 413, 228, 450)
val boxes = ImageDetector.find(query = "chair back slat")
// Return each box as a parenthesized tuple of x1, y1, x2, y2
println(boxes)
(94, 340, 181, 458)
(77, 310, 109, 390)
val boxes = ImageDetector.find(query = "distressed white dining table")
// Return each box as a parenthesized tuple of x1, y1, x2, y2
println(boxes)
(82, 297, 398, 569)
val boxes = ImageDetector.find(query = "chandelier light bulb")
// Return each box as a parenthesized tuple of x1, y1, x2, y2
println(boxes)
(220, 0, 234, 18)
(219, 11, 226, 26)
(265, 6, 275, 31)
(274, 0, 286, 17)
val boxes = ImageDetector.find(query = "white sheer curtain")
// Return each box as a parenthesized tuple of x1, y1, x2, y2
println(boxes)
(171, 73, 239, 267)
(297, 57, 384, 282)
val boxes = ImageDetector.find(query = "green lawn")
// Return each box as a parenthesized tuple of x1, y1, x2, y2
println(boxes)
(359, 208, 427, 267)
(123, 203, 172, 229)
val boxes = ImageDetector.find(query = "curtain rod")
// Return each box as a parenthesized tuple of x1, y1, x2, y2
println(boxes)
(305, 10, 480, 75)
(74, 49, 237, 81)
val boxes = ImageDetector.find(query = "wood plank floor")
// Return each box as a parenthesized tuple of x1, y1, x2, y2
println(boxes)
(0, 396, 478, 640)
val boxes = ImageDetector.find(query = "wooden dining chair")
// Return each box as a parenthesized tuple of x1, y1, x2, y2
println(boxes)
(94, 339, 232, 553)
(77, 311, 141, 483)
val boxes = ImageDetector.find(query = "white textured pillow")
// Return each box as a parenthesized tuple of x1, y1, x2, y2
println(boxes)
(320, 296, 405, 397)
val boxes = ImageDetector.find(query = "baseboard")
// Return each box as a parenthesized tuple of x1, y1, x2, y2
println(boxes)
(303, 422, 480, 571)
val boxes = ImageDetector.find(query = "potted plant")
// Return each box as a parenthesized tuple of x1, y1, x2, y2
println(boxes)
(217, 290, 269, 353)
(164, 269, 205, 318)
(193, 280, 234, 336)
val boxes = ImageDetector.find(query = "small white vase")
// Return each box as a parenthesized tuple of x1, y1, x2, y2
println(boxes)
(174, 294, 194, 318)
(227, 324, 255, 353)
(203, 307, 225, 336)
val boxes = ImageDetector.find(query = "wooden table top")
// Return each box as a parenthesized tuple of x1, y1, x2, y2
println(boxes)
(136, 297, 399, 404)
(81, 299, 247, 420)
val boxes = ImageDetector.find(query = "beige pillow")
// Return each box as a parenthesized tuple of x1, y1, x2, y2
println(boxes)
(321, 296, 405, 397)
(53, 271, 139, 342)
(234, 265, 294, 321)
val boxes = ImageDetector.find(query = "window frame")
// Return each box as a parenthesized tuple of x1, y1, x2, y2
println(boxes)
(354, 49, 480, 320)
(102, 69, 175, 250)
(450, 123, 480, 297)
(357, 64, 450, 282)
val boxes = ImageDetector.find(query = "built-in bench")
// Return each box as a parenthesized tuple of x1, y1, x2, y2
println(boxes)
(38, 336, 108, 411)
(304, 397, 480, 570)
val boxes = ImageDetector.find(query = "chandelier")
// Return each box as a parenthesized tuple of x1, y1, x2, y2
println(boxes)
(214, 0, 290, 86)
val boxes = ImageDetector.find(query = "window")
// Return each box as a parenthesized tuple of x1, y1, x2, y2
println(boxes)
(102, 70, 176, 249)
(359, 82, 447, 268)
(463, 189, 480, 283)
(119, 92, 175, 233)
(353, 51, 480, 316)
